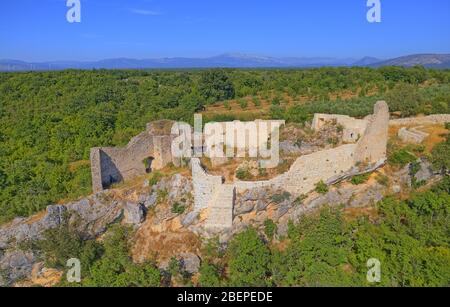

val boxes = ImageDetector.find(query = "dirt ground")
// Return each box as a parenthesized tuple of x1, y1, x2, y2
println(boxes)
(130, 212, 202, 265)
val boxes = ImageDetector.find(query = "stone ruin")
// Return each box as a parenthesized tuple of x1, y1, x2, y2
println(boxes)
(312, 113, 368, 143)
(90, 101, 390, 233)
(398, 127, 429, 144)
(192, 101, 390, 232)
(90, 120, 180, 193)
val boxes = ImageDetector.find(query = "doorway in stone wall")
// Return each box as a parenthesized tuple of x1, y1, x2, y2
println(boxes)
(144, 157, 155, 173)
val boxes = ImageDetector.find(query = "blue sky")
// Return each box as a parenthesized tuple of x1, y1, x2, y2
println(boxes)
(0, 0, 449, 61)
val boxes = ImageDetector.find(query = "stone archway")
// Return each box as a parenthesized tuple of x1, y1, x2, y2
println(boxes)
(144, 157, 155, 174)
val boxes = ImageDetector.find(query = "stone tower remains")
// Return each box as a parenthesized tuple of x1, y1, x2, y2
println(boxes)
(90, 120, 178, 193)
(354, 101, 390, 165)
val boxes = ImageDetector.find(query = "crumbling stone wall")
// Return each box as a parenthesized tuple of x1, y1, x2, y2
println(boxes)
(354, 101, 390, 165)
(204, 119, 285, 167)
(234, 144, 357, 195)
(90, 148, 103, 194)
(312, 114, 368, 143)
(192, 101, 390, 231)
(398, 127, 429, 144)
(192, 158, 223, 210)
(90, 121, 178, 193)
(390, 114, 450, 126)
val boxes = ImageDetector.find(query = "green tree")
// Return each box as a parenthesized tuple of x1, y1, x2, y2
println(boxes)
(385, 83, 424, 117)
(264, 219, 277, 240)
(37, 224, 84, 269)
(274, 208, 351, 286)
(198, 262, 221, 287)
(431, 141, 450, 172)
(198, 70, 235, 103)
(84, 226, 161, 287)
(315, 181, 329, 194)
(227, 228, 271, 287)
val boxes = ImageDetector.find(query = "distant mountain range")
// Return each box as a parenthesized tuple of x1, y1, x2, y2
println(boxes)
(369, 54, 450, 69)
(1, 53, 449, 71)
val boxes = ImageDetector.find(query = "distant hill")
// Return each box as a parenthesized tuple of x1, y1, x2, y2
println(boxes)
(1, 53, 449, 71)
(0, 54, 358, 71)
(352, 56, 381, 66)
(370, 54, 450, 68)
(0, 59, 50, 71)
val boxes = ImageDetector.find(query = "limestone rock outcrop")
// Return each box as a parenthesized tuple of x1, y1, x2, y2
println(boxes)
(398, 127, 429, 144)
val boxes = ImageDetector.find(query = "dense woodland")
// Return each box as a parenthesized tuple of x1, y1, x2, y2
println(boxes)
(0, 67, 449, 223)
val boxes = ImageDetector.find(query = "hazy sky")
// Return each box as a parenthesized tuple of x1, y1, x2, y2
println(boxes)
(1, 0, 449, 61)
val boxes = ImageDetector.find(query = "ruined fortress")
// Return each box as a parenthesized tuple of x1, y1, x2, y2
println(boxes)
(90, 101, 390, 232)
(194, 101, 390, 231)
(90, 120, 180, 193)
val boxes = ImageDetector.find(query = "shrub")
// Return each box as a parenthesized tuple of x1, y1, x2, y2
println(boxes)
(157, 189, 169, 203)
(236, 168, 251, 180)
(327, 137, 339, 146)
(227, 228, 271, 287)
(271, 96, 281, 106)
(270, 191, 291, 204)
(202, 237, 223, 260)
(125, 262, 162, 287)
(37, 224, 84, 269)
(253, 97, 261, 107)
(223, 101, 231, 110)
(376, 174, 389, 186)
(198, 263, 221, 287)
(388, 149, 417, 168)
(351, 173, 370, 185)
(284, 105, 309, 124)
(405, 144, 426, 154)
(315, 181, 329, 194)
(258, 167, 268, 177)
(168, 257, 181, 277)
(148, 171, 163, 186)
(239, 99, 248, 109)
(199, 69, 235, 103)
(171, 202, 186, 215)
(293, 194, 307, 206)
(385, 83, 424, 117)
(86, 226, 162, 287)
(408, 190, 450, 216)
(264, 219, 277, 239)
(269, 105, 286, 120)
(431, 141, 450, 172)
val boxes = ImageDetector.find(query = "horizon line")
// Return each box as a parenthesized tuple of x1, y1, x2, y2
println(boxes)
(2, 52, 450, 64)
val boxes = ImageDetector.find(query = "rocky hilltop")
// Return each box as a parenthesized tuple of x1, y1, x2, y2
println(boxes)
(1, 111, 448, 286)
(0, 157, 440, 286)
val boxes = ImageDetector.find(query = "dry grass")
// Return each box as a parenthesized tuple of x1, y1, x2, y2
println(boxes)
(343, 206, 379, 223)
(68, 160, 90, 172)
(419, 124, 449, 152)
(24, 211, 48, 225)
(389, 123, 449, 154)
(131, 213, 202, 264)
